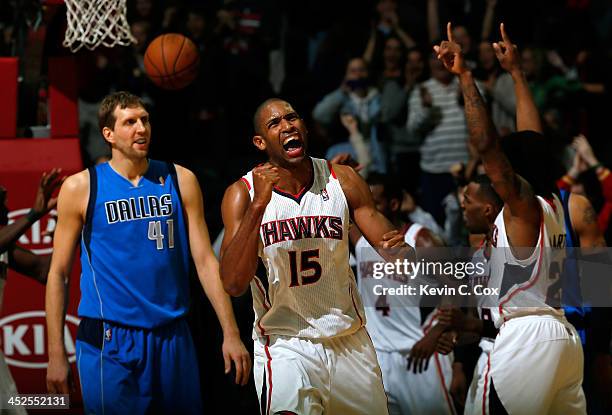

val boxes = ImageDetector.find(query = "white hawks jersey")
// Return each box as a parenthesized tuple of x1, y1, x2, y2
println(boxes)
(469, 245, 495, 353)
(487, 195, 566, 327)
(242, 157, 365, 339)
(356, 223, 438, 353)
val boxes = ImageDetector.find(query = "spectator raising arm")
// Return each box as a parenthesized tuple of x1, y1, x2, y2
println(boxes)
(481, 0, 497, 41)
(427, 0, 440, 44)
(313, 88, 346, 126)
(340, 114, 371, 175)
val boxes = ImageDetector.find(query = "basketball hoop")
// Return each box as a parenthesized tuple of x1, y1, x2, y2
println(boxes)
(62, 0, 136, 52)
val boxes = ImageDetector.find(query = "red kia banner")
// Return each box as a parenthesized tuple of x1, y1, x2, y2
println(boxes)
(0, 138, 82, 408)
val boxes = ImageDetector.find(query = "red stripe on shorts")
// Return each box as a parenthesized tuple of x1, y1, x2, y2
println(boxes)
(434, 353, 456, 415)
(482, 353, 491, 415)
(264, 336, 273, 415)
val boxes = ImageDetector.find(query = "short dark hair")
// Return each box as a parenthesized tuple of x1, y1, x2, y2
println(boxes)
(366, 173, 403, 203)
(98, 91, 146, 132)
(500, 130, 562, 199)
(253, 97, 287, 135)
(471, 175, 503, 210)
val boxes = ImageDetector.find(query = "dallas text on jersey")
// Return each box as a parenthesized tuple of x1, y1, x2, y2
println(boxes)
(104, 194, 173, 224)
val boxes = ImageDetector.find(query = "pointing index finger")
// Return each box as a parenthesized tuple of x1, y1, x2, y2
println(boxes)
(500, 22, 511, 44)
(446, 22, 454, 42)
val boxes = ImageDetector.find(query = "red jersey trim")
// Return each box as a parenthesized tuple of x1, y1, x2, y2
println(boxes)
(498, 214, 546, 318)
(327, 160, 337, 179)
(240, 177, 251, 191)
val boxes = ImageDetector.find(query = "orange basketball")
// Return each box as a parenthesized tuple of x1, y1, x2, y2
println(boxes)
(144, 33, 200, 90)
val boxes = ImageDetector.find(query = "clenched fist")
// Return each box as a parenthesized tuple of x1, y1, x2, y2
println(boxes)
(252, 163, 280, 208)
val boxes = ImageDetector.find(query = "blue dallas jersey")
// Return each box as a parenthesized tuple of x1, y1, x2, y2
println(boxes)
(78, 160, 190, 328)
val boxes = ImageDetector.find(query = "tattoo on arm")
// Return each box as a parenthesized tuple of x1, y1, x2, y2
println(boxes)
(461, 74, 498, 154)
(583, 205, 598, 225)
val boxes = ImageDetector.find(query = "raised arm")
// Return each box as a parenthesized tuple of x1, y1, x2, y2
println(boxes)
(493, 23, 542, 133)
(392, 20, 417, 50)
(363, 24, 377, 64)
(569, 194, 607, 248)
(8, 247, 50, 284)
(480, 0, 497, 41)
(435, 22, 540, 247)
(220, 163, 279, 296)
(427, 0, 441, 44)
(175, 165, 251, 385)
(0, 169, 63, 252)
(340, 114, 371, 175)
(46, 172, 88, 394)
(312, 89, 345, 126)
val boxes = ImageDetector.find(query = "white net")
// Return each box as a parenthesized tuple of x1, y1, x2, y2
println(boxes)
(63, 0, 136, 52)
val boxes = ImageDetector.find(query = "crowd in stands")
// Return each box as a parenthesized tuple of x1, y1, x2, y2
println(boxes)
(1, 0, 611, 243)
(1, 1, 612, 414)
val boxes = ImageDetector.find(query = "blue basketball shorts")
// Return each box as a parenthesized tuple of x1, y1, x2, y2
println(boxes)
(75, 317, 202, 415)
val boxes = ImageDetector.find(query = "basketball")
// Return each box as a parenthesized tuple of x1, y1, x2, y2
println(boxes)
(144, 33, 200, 90)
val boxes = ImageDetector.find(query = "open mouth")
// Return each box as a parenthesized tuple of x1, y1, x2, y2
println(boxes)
(282, 136, 304, 158)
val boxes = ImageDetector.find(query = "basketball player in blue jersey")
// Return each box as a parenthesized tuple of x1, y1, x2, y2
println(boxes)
(435, 23, 587, 413)
(45, 92, 251, 414)
(220, 98, 410, 414)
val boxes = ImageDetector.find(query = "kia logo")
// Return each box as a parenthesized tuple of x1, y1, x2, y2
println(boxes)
(0, 311, 79, 369)
(7, 209, 57, 255)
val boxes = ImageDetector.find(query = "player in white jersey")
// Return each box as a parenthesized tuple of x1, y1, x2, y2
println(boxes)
(435, 23, 586, 414)
(220, 98, 411, 415)
(452, 175, 502, 415)
(352, 173, 459, 415)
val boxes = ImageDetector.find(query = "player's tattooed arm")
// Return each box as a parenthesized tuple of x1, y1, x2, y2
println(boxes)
(435, 23, 513, 200)
(435, 22, 540, 247)
(570, 194, 607, 248)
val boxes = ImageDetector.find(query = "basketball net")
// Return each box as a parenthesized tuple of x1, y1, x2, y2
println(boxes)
(63, 0, 136, 52)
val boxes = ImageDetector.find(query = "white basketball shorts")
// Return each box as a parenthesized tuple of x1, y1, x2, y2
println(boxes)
(253, 328, 388, 415)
